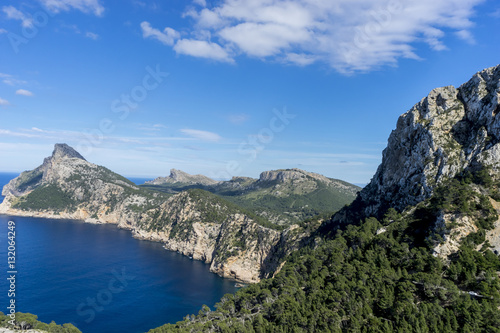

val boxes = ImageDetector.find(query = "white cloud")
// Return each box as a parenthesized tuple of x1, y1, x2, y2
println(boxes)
(193, 0, 207, 7)
(2, 6, 33, 28)
(39, 0, 104, 16)
(455, 29, 475, 45)
(150, 0, 485, 73)
(16, 89, 34, 97)
(219, 22, 310, 57)
(174, 39, 233, 62)
(228, 113, 249, 125)
(140, 21, 179, 46)
(285, 53, 318, 66)
(85, 32, 99, 40)
(3, 76, 27, 86)
(0, 98, 10, 106)
(0, 28, 7, 34)
(180, 129, 221, 142)
(137, 123, 168, 133)
(0, 73, 28, 86)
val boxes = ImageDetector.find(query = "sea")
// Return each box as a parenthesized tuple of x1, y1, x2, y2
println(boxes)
(0, 172, 237, 333)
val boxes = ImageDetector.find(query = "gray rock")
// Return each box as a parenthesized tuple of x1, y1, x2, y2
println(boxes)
(345, 64, 500, 220)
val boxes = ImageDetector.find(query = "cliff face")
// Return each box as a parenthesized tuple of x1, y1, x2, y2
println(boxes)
(329, 64, 500, 261)
(340, 65, 500, 220)
(0, 146, 311, 283)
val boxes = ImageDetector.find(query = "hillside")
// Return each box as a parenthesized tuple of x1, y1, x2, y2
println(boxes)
(147, 65, 500, 332)
(142, 168, 360, 225)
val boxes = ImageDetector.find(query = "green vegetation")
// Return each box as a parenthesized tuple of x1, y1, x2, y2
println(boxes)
(220, 178, 358, 225)
(187, 189, 286, 231)
(14, 169, 43, 192)
(142, 176, 359, 228)
(12, 184, 78, 212)
(394, 173, 498, 250)
(10, 163, 171, 215)
(143, 189, 285, 234)
(147, 169, 500, 333)
(0, 312, 81, 332)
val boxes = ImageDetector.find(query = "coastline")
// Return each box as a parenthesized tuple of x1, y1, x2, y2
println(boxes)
(0, 209, 254, 283)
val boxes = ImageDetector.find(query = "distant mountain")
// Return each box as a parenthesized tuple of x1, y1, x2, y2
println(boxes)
(145, 169, 220, 187)
(143, 168, 360, 225)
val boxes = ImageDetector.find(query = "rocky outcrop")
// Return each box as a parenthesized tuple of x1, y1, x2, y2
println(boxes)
(485, 198, 500, 255)
(335, 65, 500, 222)
(432, 212, 479, 258)
(146, 169, 220, 186)
(258, 168, 358, 195)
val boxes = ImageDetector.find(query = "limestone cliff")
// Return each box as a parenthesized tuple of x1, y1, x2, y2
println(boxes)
(330, 64, 500, 261)
(334, 65, 500, 222)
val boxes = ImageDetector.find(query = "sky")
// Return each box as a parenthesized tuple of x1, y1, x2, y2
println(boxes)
(0, 0, 499, 185)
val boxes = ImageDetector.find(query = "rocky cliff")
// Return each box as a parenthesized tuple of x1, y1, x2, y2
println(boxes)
(0, 145, 315, 283)
(331, 64, 500, 260)
(335, 65, 500, 221)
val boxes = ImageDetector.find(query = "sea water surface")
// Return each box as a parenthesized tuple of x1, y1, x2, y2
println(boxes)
(0, 172, 237, 333)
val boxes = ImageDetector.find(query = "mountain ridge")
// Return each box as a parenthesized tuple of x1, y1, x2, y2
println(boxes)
(142, 167, 360, 225)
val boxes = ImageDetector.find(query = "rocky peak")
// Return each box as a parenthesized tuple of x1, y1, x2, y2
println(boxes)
(51, 143, 86, 161)
(351, 64, 500, 219)
(259, 168, 330, 183)
(146, 169, 219, 186)
(2, 144, 89, 196)
(169, 169, 195, 182)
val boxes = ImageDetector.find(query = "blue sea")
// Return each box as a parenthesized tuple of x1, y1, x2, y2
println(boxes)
(0, 172, 237, 333)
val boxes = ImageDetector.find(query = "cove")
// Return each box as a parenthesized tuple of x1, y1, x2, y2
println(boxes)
(0, 174, 237, 333)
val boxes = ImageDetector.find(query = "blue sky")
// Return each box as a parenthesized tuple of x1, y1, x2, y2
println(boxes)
(0, 0, 499, 184)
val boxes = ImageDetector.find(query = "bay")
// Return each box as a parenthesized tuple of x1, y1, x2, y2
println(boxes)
(0, 172, 237, 333)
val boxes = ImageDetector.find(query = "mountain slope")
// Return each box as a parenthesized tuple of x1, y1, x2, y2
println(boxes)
(148, 65, 500, 332)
